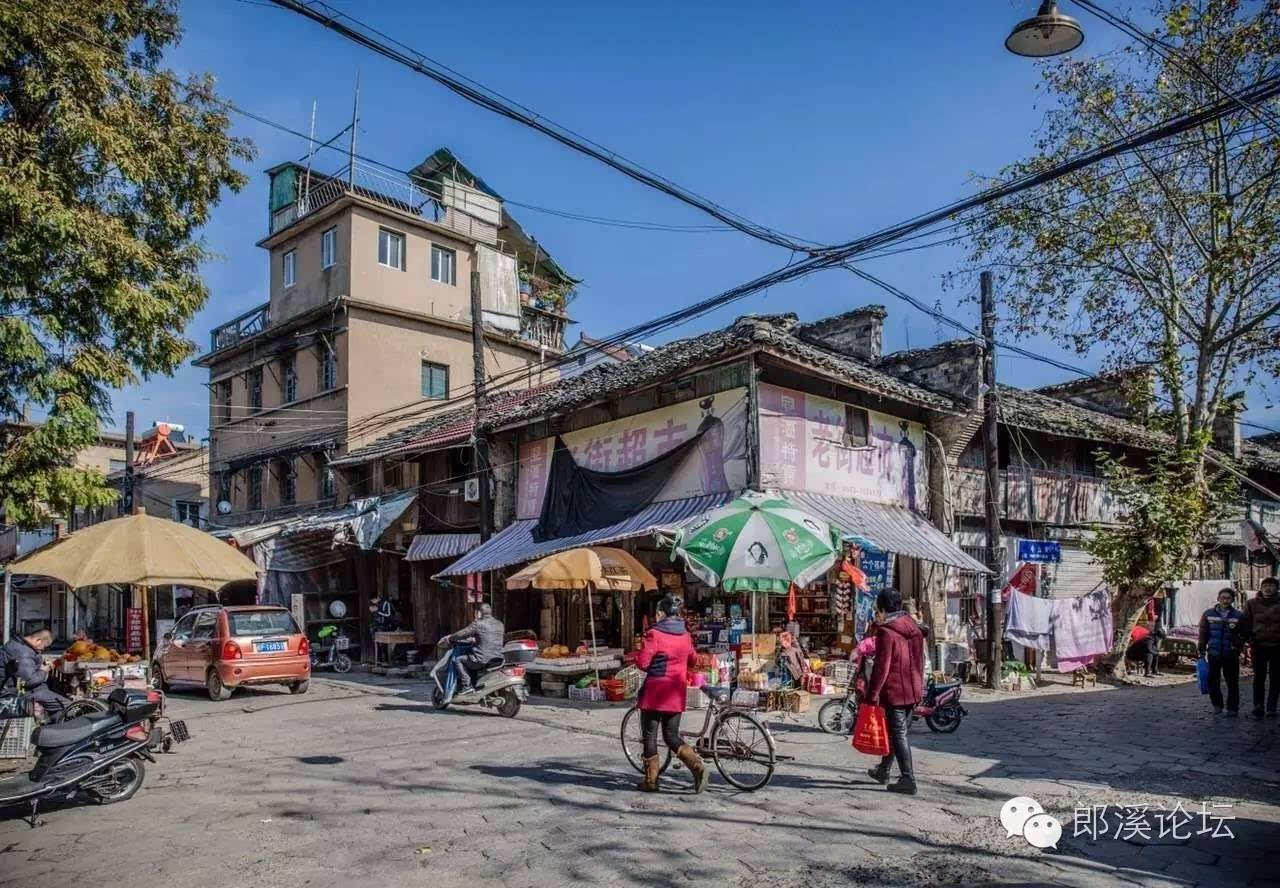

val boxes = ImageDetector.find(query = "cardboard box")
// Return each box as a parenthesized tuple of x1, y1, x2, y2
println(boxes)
(783, 690, 811, 713)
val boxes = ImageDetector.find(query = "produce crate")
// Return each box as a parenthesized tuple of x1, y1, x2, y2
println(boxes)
(614, 665, 643, 698)
(539, 679, 568, 698)
(823, 660, 855, 686)
(568, 686, 605, 702)
(730, 688, 759, 708)
(0, 716, 34, 759)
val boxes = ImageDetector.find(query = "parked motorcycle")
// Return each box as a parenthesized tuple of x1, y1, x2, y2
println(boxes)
(310, 625, 352, 674)
(0, 686, 189, 826)
(816, 656, 967, 735)
(429, 633, 536, 718)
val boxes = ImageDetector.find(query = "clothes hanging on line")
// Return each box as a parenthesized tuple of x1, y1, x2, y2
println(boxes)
(1053, 587, 1113, 672)
(1005, 589, 1055, 651)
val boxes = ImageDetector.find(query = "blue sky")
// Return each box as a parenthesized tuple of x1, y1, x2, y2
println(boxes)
(112, 0, 1275, 439)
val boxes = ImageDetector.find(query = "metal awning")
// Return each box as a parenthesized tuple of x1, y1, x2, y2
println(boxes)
(406, 533, 481, 562)
(436, 492, 736, 577)
(782, 490, 990, 573)
(214, 490, 417, 551)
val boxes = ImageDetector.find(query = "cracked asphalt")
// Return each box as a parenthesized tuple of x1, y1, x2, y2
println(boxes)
(1, 671, 1278, 887)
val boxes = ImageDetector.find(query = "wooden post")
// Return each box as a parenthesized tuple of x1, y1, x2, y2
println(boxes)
(981, 271, 1005, 690)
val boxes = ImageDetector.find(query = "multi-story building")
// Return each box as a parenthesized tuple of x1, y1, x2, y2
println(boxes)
(195, 148, 575, 526)
(196, 148, 578, 653)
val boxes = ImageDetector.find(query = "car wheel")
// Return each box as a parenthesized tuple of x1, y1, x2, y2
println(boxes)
(206, 669, 232, 701)
(289, 680, 309, 695)
(153, 663, 171, 693)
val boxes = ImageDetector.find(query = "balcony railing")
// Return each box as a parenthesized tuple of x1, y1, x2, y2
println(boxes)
(520, 304, 567, 351)
(953, 466, 1122, 526)
(210, 303, 270, 353)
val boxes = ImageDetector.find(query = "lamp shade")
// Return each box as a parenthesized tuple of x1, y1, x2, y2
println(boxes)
(1006, 1, 1085, 57)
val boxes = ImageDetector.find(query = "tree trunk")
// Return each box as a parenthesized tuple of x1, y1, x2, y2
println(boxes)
(1099, 584, 1152, 678)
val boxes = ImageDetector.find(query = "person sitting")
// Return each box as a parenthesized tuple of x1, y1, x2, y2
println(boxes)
(0, 628, 70, 720)
(446, 603, 504, 693)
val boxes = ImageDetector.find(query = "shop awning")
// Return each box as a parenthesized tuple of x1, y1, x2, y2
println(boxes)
(435, 492, 736, 577)
(782, 490, 989, 573)
(406, 533, 481, 562)
(215, 490, 417, 550)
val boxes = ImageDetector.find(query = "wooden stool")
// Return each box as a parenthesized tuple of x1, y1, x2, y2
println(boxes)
(1071, 667, 1096, 688)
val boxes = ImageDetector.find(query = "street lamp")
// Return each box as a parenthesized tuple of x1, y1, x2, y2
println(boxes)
(1005, 1, 1085, 57)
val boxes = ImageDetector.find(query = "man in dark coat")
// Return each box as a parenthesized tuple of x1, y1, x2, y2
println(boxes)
(1199, 587, 1243, 716)
(1241, 577, 1280, 718)
(0, 628, 69, 718)
(865, 589, 925, 795)
(447, 603, 504, 692)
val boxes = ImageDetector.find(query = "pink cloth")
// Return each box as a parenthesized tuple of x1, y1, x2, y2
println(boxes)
(855, 635, 878, 657)
(1053, 588, 1113, 672)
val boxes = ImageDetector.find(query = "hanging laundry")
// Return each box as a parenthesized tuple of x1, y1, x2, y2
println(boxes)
(1001, 562, 1038, 604)
(1005, 589, 1054, 650)
(1052, 587, 1113, 671)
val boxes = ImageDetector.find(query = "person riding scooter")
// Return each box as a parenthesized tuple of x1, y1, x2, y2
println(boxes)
(445, 604, 504, 693)
(0, 628, 71, 720)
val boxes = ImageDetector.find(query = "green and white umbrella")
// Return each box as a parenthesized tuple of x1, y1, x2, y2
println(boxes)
(672, 492, 840, 594)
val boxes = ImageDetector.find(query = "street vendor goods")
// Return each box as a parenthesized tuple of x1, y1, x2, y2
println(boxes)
(0, 686, 189, 825)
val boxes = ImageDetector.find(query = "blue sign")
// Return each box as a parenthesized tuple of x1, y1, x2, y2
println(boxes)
(1018, 540, 1061, 563)
(852, 547, 890, 641)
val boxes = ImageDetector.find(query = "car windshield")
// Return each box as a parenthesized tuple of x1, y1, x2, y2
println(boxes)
(228, 611, 299, 637)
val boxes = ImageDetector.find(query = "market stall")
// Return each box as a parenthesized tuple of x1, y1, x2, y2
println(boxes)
(505, 546, 654, 700)
(8, 507, 259, 692)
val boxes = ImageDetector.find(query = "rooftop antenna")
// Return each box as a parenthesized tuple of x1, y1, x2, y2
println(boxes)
(303, 99, 317, 209)
(348, 70, 360, 188)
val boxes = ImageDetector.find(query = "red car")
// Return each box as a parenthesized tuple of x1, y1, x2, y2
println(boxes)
(153, 605, 311, 701)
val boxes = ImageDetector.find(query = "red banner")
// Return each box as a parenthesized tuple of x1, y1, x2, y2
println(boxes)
(1001, 563, 1038, 604)
(125, 608, 144, 652)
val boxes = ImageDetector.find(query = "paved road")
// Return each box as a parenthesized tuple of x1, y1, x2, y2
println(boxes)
(2, 672, 1278, 887)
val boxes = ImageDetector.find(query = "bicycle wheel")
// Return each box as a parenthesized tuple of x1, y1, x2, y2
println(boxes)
(816, 697, 856, 735)
(710, 711, 776, 791)
(620, 707, 673, 775)
(61, 698, 108, 721)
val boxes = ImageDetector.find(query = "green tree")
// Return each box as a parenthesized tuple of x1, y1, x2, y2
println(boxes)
(0, 1, 252, 527)
(964, 0, 1280, 667)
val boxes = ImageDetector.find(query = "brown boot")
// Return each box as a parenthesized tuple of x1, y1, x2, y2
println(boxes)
(676, 745, 710, 794)
(637, 755, 660, 792)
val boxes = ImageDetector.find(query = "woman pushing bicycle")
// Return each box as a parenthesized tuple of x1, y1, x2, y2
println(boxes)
(633, 595, 709, 793)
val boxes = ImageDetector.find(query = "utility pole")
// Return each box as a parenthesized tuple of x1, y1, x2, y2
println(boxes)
(981, 271, 1004, 690)
(470, 269, 491, 545)
(123, 411, 135, 515)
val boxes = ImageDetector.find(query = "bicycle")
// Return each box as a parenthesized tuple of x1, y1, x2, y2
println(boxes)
(620, 685, 779, 791)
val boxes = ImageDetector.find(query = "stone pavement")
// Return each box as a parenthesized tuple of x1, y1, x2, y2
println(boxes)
(1, 671, 1278, 887)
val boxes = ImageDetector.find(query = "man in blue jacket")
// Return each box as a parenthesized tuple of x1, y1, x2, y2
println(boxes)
(1199, 588, 1244, 716)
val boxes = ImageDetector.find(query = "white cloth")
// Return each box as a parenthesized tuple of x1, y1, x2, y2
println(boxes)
(1005, 590, 1054, 651)
(1171, 581, 1224, 630)
(1051, 588, 1113, 671)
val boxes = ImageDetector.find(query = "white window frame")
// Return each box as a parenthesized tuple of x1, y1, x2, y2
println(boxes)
(283, 249, 296, 287)
(430, 244, 456, 285)
(175, 501, 201, 527)
(378, 228, 405, 270)
(321, 226, 336, 269)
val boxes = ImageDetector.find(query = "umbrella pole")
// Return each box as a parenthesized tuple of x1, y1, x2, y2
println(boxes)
(586, 582, 600, 686)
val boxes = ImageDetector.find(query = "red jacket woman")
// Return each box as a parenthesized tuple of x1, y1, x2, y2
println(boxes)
(865, 591, 925, 796)
(633, 597, 708, 793)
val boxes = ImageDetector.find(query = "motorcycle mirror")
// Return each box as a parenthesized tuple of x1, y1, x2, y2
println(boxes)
(162, 632, 174, 642)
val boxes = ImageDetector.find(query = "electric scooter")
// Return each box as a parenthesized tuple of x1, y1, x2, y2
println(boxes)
(429, 634, 536, 718)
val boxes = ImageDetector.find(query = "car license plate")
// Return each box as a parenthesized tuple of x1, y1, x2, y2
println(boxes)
(255, 640, 285, 652)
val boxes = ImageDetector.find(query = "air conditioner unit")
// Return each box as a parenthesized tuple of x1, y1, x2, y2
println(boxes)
(463, 478, 480, 503)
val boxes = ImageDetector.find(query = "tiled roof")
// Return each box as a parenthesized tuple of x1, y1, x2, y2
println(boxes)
(996, 385, 1168, 450)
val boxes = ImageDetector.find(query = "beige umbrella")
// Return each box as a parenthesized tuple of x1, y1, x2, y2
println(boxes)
(507, 547, 657, 685)
(11, 508, 258, 659)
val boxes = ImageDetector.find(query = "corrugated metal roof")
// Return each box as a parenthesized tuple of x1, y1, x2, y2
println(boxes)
(435, 492, 736, 577)
(406, 533, 481, 562)
(782, 490, 989, 573)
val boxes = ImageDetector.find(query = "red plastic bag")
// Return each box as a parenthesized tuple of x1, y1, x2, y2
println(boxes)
(851, 703, 891, 757)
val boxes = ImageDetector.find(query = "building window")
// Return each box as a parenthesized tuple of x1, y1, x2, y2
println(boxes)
(108, 458, 126, 474)
(421, 361, 449, 399)
(431, 244, 456, 285)
(378, 228, 405, 270)
(843, 405, 870, 448)
(322, 467, 335, 500)
(176, 501, 201, 527)
(321, 226, 337, 269)
(248, 367, 263, 412)
(280, 459, 296, 506)
(283, 249, 296, 287)
(216, 379, 232, 424)
(247, 466, 263, 511)
(282, 353, 298, 403)
(320, 346, 338, 391)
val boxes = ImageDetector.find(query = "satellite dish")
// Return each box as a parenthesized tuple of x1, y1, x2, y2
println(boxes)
(328, 600, 348, 619)
(217, 500, 232, 515)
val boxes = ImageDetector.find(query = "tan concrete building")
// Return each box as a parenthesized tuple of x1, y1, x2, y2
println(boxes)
(195, 148, 577, 526)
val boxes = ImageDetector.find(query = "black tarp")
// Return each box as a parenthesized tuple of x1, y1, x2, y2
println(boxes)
(532, 431, 708, 542)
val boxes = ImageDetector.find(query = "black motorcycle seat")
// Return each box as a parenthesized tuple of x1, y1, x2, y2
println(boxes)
(482, 656, 504, 671)
(34, 711, 122, 748)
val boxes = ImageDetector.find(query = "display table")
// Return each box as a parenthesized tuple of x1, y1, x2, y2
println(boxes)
(372, 631, 416, 673)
